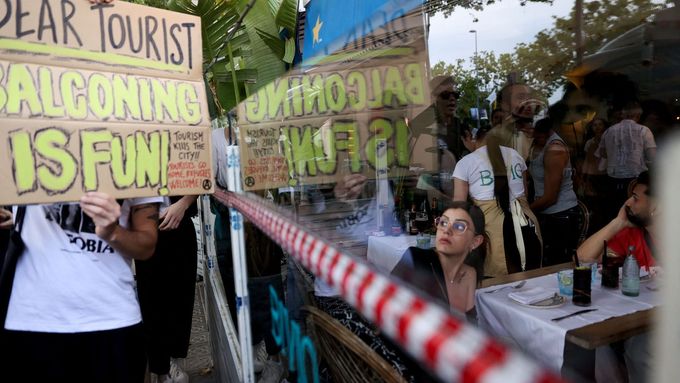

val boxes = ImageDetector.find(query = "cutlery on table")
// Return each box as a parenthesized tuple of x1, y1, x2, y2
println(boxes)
(550, 308, 598, 322)
(484, 280, 526, 294)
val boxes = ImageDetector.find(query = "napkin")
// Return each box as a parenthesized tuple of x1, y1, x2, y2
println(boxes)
(508, 287, 555, 305)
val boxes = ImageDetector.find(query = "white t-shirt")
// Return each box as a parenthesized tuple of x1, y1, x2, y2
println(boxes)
(6, 197, 163, 333)
(452, 146, 527, 201)
(596, 119, 656, 179)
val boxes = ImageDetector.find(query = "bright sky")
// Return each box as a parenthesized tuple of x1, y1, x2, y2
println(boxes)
(428, 0, 575, 67)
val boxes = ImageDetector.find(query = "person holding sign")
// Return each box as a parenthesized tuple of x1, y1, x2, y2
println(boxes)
(136, 195, 198, 383)
(2, 192, 162, 383)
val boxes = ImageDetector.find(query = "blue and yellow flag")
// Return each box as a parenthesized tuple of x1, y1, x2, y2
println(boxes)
(302, 0, 423, 65)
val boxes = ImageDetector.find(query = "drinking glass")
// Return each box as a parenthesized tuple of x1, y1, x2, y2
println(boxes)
(573, 266, 592, 306)
(557, 270, 573, 296)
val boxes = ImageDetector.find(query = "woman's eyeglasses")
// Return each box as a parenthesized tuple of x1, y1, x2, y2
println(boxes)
(434, 217, 469, 234)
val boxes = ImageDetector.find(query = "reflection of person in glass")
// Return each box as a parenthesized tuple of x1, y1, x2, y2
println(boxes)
(431, 76, 465, 159)
(408, 75, 466, 199)
(488, 82, 544, 160)
(392, 201, 487, 322)
(528, 118, 579, 266)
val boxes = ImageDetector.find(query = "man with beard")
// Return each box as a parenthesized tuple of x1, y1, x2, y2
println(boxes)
(577, 171, 657, 269)
(577, 170, 656, 383)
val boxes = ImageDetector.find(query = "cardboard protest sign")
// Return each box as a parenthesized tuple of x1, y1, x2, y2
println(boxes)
(0, 0, 201, 79)
(0, 1, 212, 204)
(237, 7, 435, 190)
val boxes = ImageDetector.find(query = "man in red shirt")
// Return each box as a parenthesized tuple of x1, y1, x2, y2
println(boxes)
(577, 170, 656, 383)
(577, 171, 657, 270)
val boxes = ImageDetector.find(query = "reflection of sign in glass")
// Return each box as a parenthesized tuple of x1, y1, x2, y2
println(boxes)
(238, 7, 434, 190)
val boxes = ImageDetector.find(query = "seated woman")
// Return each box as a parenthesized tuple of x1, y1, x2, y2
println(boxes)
(392, 201, 487, 321)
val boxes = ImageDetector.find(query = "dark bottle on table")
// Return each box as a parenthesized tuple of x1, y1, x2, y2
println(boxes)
(601, 240, 619, 289)
(408, 204, 419, 235)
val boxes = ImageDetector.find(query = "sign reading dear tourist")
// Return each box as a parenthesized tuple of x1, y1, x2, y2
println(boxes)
(0, 0, 213, 204)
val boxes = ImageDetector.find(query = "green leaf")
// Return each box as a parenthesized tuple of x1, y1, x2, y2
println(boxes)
(255, 27, 285, 59)
(283, 37, 296, 64)
(212, 67, 258, 83)
(241, 0, 286, 91)
(275, 0, 298, 34)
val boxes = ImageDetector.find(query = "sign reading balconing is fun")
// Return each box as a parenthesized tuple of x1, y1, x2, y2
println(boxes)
(0, 0, 213, 204)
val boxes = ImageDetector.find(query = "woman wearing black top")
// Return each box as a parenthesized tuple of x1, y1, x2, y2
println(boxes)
(393, 201, 487, 322)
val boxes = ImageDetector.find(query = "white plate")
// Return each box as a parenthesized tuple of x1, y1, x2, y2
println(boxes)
(512, 294, 567, 309)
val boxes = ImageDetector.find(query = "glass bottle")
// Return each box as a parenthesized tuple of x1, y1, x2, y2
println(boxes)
(621, 245, 640, 297)
(408, 204, 418, 235)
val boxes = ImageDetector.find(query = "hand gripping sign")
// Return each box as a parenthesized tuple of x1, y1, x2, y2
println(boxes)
(0, 0, 213, 204)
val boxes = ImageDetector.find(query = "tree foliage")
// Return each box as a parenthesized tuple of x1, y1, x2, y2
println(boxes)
(425, 0, 554, 17)
(432, 0, 669, 112)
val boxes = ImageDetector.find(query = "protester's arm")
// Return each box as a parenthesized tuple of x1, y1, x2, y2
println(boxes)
(159, 195, 199, 231)
(530, 144, 568, 211)
(80, 192, 159, 260)
(577, 204, 631, 263)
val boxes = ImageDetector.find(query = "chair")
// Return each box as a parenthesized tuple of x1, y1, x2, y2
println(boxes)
(303, 305, 407, 383)
(576, 200, 590, 245)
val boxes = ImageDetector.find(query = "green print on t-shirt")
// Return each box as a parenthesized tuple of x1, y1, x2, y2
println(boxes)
(479, 163, 522, 186)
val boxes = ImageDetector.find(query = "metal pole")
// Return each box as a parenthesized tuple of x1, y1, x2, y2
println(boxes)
(470, 30, 481, 132)
(226, 145, 255, 383)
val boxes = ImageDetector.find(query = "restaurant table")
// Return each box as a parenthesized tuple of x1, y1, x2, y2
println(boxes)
(366, 234, 434, 273)
(476, 264, 659, 371)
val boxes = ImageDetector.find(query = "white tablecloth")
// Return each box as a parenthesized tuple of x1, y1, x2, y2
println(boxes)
(476, 273, 659, 371)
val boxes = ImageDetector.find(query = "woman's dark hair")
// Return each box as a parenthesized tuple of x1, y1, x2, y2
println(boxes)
(473, 124, 492, 140)
(439, 200, 488, 280)
(534, 117, 553, 136)
(635, 170, 653, 197)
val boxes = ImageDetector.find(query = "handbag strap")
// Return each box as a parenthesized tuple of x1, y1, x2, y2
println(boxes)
(12, 206, 26, 234)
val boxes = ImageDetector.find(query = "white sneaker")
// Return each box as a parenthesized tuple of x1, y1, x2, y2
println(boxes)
(169, 358, 189, 383)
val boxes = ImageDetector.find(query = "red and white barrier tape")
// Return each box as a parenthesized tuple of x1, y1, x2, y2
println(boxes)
(214, 189, 565, 383)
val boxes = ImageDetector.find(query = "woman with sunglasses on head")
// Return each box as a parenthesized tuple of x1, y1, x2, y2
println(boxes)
(392, 201, 487, 321)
